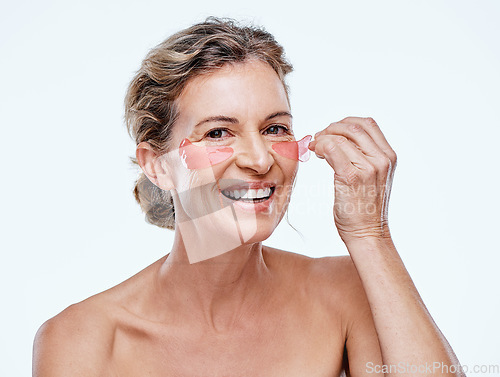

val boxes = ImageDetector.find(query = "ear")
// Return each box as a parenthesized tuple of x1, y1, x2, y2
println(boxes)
(136, 141, 175, 191)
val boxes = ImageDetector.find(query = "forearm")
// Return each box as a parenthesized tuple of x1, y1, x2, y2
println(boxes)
(346, 236, 463, 377)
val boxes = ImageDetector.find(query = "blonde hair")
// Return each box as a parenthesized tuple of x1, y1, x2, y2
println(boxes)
(125, 17, 293, 229)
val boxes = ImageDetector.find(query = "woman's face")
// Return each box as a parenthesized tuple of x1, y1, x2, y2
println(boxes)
(161, 60, 299, 257)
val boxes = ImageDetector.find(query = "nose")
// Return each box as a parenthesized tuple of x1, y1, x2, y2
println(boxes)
(234, 133, 274, 174)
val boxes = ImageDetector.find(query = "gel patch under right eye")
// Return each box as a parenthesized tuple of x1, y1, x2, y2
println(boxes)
(179, 139, 234, 169)
(272, 135, 312, 162)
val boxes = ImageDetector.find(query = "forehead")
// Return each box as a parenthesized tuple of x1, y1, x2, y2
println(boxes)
(175, 60, 290, 130)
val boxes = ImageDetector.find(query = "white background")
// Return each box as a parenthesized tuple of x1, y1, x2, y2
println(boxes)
(1, 0, 499, 376)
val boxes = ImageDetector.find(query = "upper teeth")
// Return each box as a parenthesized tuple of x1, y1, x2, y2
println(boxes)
(223, 187, 272, 200)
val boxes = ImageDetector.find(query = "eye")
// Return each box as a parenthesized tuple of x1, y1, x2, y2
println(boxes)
(206, 128, 230, 139)
(264, 125, 291, 135)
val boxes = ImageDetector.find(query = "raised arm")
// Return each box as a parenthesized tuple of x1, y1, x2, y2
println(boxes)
(309, 117, 464, 377)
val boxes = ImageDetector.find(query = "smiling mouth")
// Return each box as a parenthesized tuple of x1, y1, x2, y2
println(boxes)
(221, 186, 276, 203)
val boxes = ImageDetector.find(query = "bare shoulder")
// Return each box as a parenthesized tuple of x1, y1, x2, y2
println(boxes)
(265, 248, 369, 313)
(304, 255, 383, 371)
(263, 245, 316, 271)
(33, 256, 163, 376)
(33, 296, 116, 377)
(308, 255, 370, 311)
(307, 254, 363, 292)
(265, 247, 359, 287)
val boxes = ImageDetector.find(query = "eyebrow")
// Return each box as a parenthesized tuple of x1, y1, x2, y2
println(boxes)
(193, 111, 292, 129)
(265, 111, 293, 121)
(193, 116, 238, 129)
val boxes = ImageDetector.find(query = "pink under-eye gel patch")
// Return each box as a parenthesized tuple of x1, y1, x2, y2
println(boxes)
(179, 139, 234, 169)
(272, 135, 312, 162)
(179, 135, 312, 170)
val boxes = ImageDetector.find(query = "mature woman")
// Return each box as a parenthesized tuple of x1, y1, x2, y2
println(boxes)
(33, 18, 463, 376)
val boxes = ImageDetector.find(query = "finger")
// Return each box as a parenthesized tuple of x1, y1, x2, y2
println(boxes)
(314, 135, 375, 179)
(340, 117, 397, 164)
(314, 121, 386, 159)
(313, 122, 393, 175)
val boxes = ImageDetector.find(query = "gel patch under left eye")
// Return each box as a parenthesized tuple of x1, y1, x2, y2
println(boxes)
(179, 139, 234, 169)
(272, 135, 312, 162)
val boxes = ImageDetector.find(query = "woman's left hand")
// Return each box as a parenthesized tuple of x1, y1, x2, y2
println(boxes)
(308, 117, 397, 244)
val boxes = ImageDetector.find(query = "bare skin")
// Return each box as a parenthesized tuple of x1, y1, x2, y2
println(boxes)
(33, 247, 376, 377)
(33, 61, 463, 376)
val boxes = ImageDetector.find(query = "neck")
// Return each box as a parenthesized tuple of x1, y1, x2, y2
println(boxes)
(155, 230, 272, 332)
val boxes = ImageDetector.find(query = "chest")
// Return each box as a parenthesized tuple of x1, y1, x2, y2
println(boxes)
(112, 307, 345, 377)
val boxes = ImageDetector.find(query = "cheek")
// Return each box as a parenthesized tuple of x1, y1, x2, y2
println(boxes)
(173, 168, 225, 222)
(176, 169, 203, 193)
(179, 139, 233, 169)
(168, 143, 221, 192)
(284, 160, 299, 185)
(273, 158, 298, 208)
(272, 135, 312, 162)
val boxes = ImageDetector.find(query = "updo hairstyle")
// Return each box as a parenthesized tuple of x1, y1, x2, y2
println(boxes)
(125, 17, 293, 229)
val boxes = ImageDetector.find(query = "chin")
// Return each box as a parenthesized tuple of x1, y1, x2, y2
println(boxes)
(234, 215, 280, 244)
(244, 228, 275, 245)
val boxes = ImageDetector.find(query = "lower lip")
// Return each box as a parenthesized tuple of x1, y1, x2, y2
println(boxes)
(219, 190, 275, 213)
